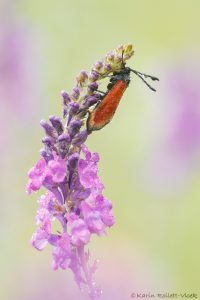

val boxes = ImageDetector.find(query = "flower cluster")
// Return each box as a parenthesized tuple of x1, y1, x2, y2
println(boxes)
(26, 44, 134, 299)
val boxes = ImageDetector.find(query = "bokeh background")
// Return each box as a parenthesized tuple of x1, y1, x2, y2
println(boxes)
(1, 0, 200, 299)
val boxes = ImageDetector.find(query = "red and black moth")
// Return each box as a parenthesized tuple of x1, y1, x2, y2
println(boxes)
(87, 63, 159, 132)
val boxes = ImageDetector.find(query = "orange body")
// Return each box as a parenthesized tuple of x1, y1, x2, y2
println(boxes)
(87, 80, 128, 132)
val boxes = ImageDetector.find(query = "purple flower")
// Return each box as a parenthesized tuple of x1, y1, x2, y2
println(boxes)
(27, 143, 113, 297)
(52, 233, 72, 270)
(26, 153, 67, 194)
(48, 154, 67, 183)
(81, 194, 114, 234)
(84, 211, 105, 236)
(27, 44, 133, 299)
(35, 193, 52, 225)
(78, 145, 102, 190)
(95, 196, 114, 227)
(68, 215, 91, 246)
(31, 220, 51, 251)
(26, 158, 46, 194)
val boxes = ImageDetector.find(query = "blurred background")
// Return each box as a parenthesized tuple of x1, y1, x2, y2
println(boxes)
(1, 0, 200, 299)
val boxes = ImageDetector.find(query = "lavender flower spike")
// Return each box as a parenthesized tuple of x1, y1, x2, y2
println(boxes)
(26, 44, 133, 299)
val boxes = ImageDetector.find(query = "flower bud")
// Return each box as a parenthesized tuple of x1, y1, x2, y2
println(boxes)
(42, 136, 54, 147)
(40, 120, 57, 138)
(69, 102, 79, 115)
(124, 50, 134, 60)
(58, 133, 71, 143)
(106, 52, 114, 61)
(58, 133, 71, 158)
(72, 130, 88, 146)
(104, 64, 112, 71)
(123, 43, 133, 54)
(68, 153, 79, 170)
(88, 82, 98, 92)
(94, 61, 103, 70)
(116, 44, 123, 52)
(72, 87, 80, 99)
(58, 133, 71, 148)
(89, 70, 99, 81)
(68, 120, 82, 138)
(85, 96, 99, 107)
(61, 90, 71, 105)
(40, 148, 53, 162)
(49, 116, 64, 135)
(77, 70, 88, 85)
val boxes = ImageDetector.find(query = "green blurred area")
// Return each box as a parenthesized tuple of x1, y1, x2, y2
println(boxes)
(1, 0, 200, 299)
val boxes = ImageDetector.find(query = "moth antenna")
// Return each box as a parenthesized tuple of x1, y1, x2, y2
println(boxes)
(130, 68, 159, 81)
(129, 68, 159, 92)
